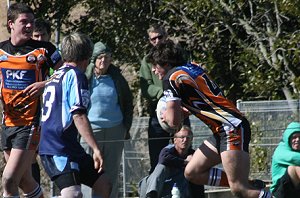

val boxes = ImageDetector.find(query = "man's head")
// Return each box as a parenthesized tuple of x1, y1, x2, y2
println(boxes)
(32, 18, 51, 41)
(7, 3, 34, 43)
(147, 39, 186, 80)
(174, 125, 193, 154)
(147, 24, 168, 46)
(61, 32, 93, 70)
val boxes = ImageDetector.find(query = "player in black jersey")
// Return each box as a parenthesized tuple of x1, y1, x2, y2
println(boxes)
(0, 3, 61, 198)
(147, 40, 272, 198)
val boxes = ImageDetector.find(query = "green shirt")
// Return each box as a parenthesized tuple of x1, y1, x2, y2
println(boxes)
(139, 55, 163, 115)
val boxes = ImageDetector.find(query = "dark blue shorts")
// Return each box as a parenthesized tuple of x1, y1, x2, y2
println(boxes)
(40, 153, 104, 190)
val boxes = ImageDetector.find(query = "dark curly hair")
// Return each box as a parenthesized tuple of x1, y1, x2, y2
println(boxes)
(147, 39, 186, 68)
(7, 3, 34, 33)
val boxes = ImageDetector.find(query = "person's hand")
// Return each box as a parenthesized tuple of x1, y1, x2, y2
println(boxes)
(23, 81, 46, 98)
(93, 148, 104, 173)
(184, 154, 193, 165)
(181, 107, 191, 119)
(161, 109, 167, 122)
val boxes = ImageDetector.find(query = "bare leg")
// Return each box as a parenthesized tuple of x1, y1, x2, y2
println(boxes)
(2, 149, 39, 196)
(184, 140, 221, 185)
(185, 141, 270, 198)
(221, 150, 261, 198)
(287, 166, 300, 187)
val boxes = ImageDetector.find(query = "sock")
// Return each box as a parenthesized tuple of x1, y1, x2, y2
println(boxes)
(207, 168, 229, 187)
(23, 185, 43, 198)
(258, 189, 272, 198)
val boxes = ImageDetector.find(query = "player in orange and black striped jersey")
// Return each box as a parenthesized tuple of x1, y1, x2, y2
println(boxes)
(0, 3, 61, 198)
(163, 63, 245, 136)
(147, 39, 272, 198)
(0, 39, 61, 127)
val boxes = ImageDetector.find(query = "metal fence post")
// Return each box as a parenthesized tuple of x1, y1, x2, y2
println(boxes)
(236, 99, 242, 110)
(122, 149, 126, 198)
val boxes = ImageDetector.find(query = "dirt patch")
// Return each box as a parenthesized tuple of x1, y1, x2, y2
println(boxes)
(0, 3, 9, 42)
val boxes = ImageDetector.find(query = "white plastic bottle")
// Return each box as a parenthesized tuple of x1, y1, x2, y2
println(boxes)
(171, 183, 180, 198)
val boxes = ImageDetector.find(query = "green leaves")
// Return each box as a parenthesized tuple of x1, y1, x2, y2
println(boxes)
(21, 0, 300, 103)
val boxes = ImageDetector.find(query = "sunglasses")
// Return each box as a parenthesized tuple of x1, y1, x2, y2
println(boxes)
(174, 135, 192, 139)
(150, 35, 163, 42)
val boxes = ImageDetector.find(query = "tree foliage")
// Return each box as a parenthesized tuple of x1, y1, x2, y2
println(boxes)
(19, 0, 300, 111)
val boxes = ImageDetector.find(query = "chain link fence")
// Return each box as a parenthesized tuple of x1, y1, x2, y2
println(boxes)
(46, 100, 300, 197)
(119, 99, 300, 197)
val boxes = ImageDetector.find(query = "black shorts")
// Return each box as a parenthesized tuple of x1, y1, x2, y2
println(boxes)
(205, 119, 251, 153)
(1, 125, 40, 151)
(40, 154, 104, 190)
(273, 170, 300, 198)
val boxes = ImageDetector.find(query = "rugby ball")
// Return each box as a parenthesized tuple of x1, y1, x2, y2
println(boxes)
(156, 96, 176, 134)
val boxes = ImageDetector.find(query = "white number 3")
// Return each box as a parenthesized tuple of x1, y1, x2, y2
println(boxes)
(41, 85, 55, 122)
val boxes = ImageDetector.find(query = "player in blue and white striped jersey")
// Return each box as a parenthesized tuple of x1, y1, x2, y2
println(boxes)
(39, 32, 111, 198)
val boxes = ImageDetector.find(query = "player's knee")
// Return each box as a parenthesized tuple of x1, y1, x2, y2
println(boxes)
(2, 175, 18, 189)
(287, 165, 300, 186)
(288, 165, 300, 175)
(184, 168, 194, 182)
(72, 191, 82, 198)
(229, 184, 245, 198)
(61, 186, 82, 198)
(63, 191, 82, 198)
(230, 186, 244, 198)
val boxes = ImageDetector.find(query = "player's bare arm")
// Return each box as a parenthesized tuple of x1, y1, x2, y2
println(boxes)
(165, 100, 183, 128)
(23, 59, 63, 98)
(73, 112, 104, 173)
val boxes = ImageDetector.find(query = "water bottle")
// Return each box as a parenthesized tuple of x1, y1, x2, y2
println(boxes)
(171, 183, 180, 198)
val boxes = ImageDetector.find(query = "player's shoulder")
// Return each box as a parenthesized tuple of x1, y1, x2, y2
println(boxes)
(0, 40, 11, 50)
(62, 65, 87, 80)
(27, 39, 56, 50)
(0, 39, 9, 45)
(174, 62, 206, 79)
(163, 67, 178, 81)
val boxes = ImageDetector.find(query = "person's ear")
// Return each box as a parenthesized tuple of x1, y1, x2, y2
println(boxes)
(8, 20, 14, 30)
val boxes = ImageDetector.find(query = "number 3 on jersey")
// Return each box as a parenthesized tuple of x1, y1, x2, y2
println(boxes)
(41, 85, 55, 122)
